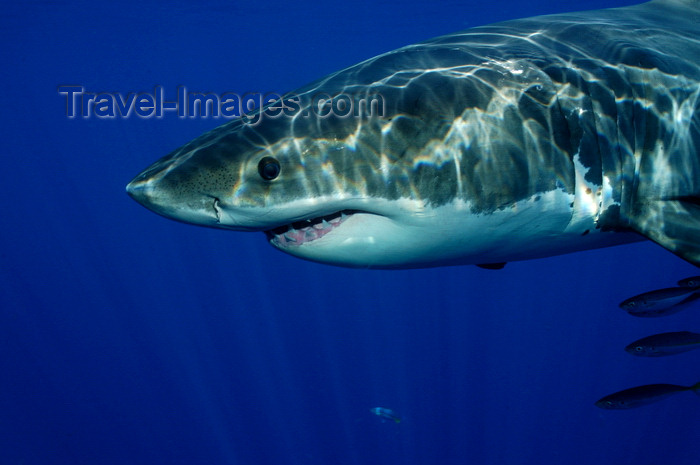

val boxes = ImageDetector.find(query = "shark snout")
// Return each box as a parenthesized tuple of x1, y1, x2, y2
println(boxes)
(126, 176, 151, 203)
(126, 173, 220, 226)
(126, 176, 165, 214)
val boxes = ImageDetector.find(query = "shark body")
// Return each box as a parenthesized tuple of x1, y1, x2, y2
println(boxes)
(127, 0, 700, 269)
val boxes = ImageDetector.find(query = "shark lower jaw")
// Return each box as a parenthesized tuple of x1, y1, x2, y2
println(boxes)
(257, 191, 644, 269)
(264, 209, 417, 268)
(264, 209, 365, 247)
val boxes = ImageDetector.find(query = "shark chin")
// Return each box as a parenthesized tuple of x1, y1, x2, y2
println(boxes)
(265, 211, 406, 268)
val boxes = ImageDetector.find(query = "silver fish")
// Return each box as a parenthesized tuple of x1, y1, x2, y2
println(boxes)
(370, 407, 401, 423)
(619, 287, 700, 317)
(678, 276, 700, 289)
(596, 381, 700, 409)
(625, 331, 700, 356)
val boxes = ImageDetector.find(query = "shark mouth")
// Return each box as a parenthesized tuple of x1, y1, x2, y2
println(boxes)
(265, 210, 359, 246)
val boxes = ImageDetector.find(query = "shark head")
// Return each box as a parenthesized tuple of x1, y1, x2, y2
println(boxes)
(127, 36, 643, 268)
(126, 87, 450, 269)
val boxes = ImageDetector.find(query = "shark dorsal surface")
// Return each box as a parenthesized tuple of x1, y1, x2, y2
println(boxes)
(127, 0, 700, 269)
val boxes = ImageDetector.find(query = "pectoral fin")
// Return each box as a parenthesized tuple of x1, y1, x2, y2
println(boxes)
(476, 262, 507, 270)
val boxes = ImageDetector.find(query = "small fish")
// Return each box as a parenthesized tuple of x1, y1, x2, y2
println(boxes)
(625, 331, 700, 357)
(370, 407, 401, 423)
(678, 276, 700, 289)
(596, 381, 700, 409)
(619, 287, 700, 317)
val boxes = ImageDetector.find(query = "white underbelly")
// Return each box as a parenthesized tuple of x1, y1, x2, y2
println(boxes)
(280, 188, 641, 268)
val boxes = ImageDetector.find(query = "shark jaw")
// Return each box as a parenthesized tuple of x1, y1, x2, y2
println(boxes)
(265, 210, 357, 246)
(263, 209, 417, 268)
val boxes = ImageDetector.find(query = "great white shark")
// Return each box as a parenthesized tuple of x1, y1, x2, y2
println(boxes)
(127, 0, 700, 269)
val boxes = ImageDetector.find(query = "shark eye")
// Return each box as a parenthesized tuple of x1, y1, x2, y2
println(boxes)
(258, 157, 281, 180)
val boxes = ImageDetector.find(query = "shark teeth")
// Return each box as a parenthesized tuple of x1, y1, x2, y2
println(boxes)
(266, 210, 356, 247)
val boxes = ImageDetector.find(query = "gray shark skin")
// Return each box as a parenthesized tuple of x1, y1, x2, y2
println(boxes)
(127, 0, 700, 269)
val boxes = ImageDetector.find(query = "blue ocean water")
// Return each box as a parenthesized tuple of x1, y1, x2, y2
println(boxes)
(2, 0, 699, 464)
